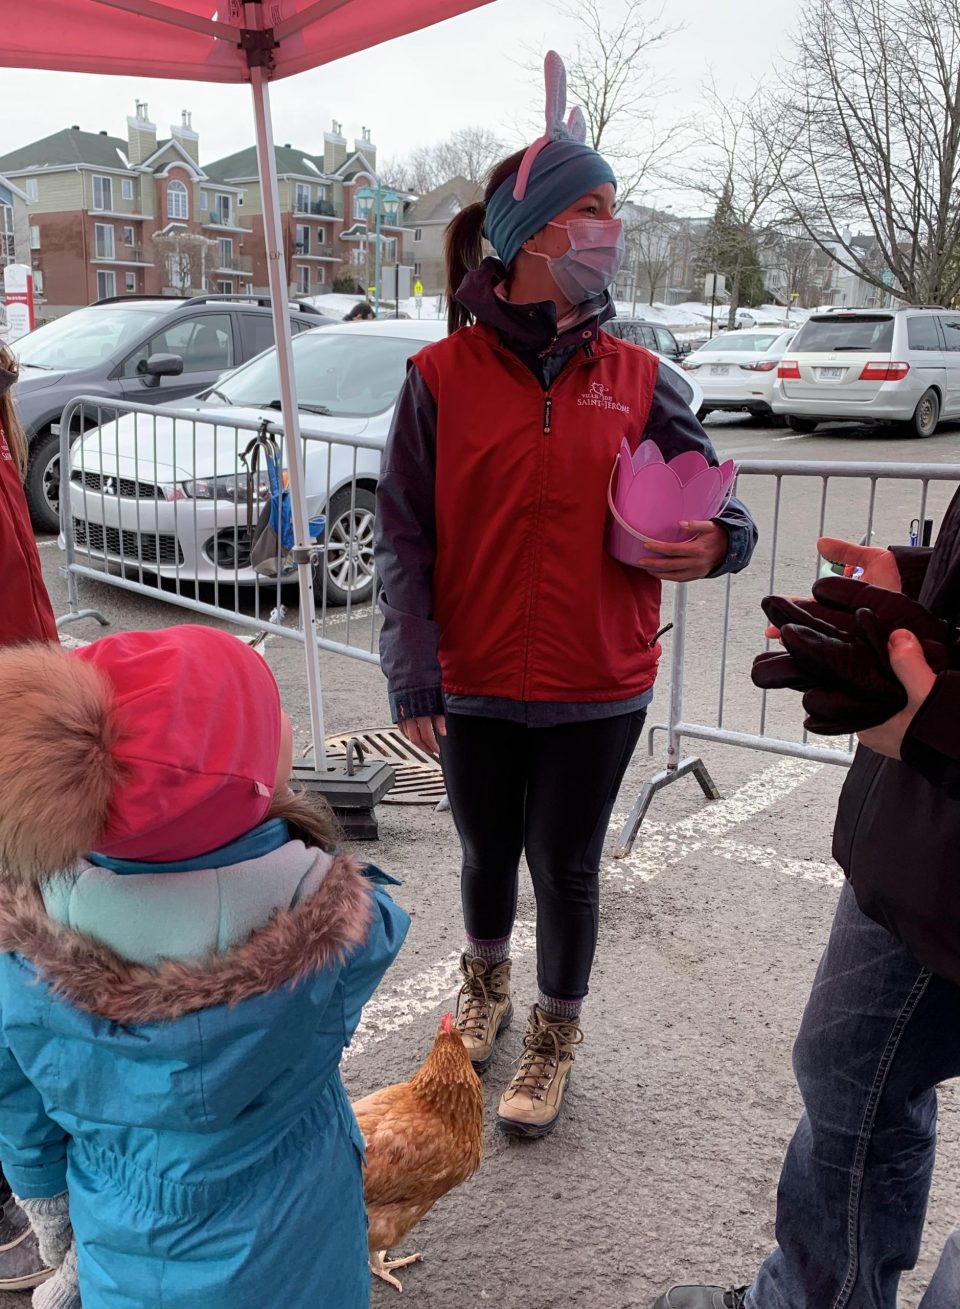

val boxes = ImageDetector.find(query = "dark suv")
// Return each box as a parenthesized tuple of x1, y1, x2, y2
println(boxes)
(602, 318, 689, 363)
(9, 293, 333, 532)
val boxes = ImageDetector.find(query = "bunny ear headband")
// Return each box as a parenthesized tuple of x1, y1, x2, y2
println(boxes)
(482, 51, 616, 270)
(513, 49, 588, 200)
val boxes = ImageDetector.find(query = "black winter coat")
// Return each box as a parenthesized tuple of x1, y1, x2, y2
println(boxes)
(834, 488, 960, 983)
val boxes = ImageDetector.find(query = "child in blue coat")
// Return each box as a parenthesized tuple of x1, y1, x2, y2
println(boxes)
(0, 625, 408, 1309)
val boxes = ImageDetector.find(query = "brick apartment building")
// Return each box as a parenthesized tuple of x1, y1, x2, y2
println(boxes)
(0, 106, 412, 316)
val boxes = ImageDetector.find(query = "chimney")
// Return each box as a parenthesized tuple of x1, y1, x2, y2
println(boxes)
(354, 126, 376, 167)
(127, 100, 157, 165)
(323, 119, 347, 174)
(171, 109, 200, 165)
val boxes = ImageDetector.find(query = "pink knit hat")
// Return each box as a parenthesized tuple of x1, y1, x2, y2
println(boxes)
(74, 626, 282, 862)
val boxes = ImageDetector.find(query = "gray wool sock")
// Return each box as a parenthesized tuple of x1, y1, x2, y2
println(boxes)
(537, 991, 582, 1022)
(464, 935, 511, 967)
(32, 1242, 79, 1309)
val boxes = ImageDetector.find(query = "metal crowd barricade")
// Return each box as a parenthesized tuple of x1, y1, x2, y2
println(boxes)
(615, 458, 960, 857)
(56, 396, 387, 760)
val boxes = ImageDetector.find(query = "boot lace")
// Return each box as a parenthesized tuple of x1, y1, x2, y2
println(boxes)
(455, 959, 504, 1041)
(507, 1010, 583, 1101)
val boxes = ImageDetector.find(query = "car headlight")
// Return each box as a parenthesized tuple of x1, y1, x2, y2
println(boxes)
(181, 472, 270, 502)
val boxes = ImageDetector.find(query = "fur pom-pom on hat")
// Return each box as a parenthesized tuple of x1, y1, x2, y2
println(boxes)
(0, 645, 121, 880)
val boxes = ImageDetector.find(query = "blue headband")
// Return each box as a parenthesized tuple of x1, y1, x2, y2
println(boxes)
(483, 140, 617, 268)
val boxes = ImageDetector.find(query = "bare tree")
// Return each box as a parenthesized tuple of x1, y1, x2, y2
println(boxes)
(623, 207, 678, 308)
(381, 126, 508, 194)
(553, 0, 686, 203)
(153, 231, 217, 294)
(681, 81, 787, 326)
(765, 0, 960, 305)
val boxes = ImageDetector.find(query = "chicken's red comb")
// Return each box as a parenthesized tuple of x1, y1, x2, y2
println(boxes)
(441, 1012, 455, 1035)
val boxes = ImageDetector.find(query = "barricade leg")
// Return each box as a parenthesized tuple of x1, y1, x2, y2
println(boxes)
(614, 755, 720, 859)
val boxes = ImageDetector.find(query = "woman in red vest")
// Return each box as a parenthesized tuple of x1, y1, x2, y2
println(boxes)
(0, 340, 57, 647)
(374, 58, 757, 1138)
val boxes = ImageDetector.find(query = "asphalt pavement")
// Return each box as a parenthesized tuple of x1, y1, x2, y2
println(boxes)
(11, 414, 960, 1309)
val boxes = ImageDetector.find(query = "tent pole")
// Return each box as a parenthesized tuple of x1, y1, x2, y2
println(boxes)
(249, 66, 327, 768)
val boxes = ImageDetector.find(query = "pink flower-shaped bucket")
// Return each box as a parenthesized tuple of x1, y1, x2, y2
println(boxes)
(606, 439, 737, 567)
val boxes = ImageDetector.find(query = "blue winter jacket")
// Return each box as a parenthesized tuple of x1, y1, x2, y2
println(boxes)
(0, 848, 409, 1309)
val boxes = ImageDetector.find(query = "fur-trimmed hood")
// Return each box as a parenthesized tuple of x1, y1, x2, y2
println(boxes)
(0, 851, 373, 1025)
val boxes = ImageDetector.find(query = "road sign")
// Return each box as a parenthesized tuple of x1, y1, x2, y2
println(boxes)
(413, 279, 423, 297)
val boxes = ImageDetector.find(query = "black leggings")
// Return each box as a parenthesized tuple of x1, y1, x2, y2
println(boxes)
(439, 710, 647, 1002)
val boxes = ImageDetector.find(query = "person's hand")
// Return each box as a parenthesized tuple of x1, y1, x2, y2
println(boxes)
(857, 630, 936, 758)
(399, 714, 446, 759)
(637, 520, 728, 582)
(817, 536, 902, 590)
(765, 537, 903, 641)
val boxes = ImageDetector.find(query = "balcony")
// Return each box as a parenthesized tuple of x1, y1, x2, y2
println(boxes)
(294, 199, 340, 217)
(293, 243, 339, 260)
(204, 213, 246, 232)
(215, 254, 252, 274)
(92, 246, 152, 266)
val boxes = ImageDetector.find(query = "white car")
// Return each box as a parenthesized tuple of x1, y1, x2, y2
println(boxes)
(67, 320, 703, 605)
(681, 329, 795, 421)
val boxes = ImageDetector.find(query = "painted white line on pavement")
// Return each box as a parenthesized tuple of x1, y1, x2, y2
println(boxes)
(344, 920, 536, 1061)
(710, 836, 842, 887)
(605, 757, 824, 886)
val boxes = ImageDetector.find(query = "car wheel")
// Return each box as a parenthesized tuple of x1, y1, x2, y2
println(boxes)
(785, 416, 818, 433)
(901, 388, 940, 438)
(23, 429, 62, 534)
(313, 486, 376, 608)
(696, 406, 711, 422)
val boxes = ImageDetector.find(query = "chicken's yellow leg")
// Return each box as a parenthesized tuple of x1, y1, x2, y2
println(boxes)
(369, 1249, 423, 1292)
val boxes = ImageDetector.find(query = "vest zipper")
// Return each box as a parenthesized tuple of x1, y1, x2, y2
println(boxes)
(543, 395, 553, 434)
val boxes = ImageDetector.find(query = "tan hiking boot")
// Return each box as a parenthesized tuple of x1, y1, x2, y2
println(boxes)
(454, 954, 513, 1072)
(496, 1005, 583, 1138)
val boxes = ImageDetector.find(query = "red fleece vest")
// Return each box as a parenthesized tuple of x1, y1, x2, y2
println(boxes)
(0, 421, 57, 647)
(413, 324, 663, 704)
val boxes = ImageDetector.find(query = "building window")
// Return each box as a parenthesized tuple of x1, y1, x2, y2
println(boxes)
(296, 266, 310, 294)
(349, 249, 365, 266)
(199, 191, 209, 211)
(96, 270, 116, 300)
(317, 226, 327, 244)
(237, 193, 245, 208)
(316, 266, 326, 285)
(122, 225, 135, 246)
(217, 280, 232, 294)
(295, 183, 311, 213)
(94, 223, 115, 260)
(414, 261, 422, 276)
(0, 205, 13, 266)
(25, 178, 38, 203)
(295, 224, 309, 255)
(167, 179, 189, 220)
(414, 228, 422, 242)
(121, 178, 134, 202)
(352, 193, 366, 221)
(32, 269, 44, 295)
(29, 225, 40, 250)
(125, 272, 137, 292)
(92, 175, 113, 212)
(217, 237, 233, 269)
(215, 194, 232, 225)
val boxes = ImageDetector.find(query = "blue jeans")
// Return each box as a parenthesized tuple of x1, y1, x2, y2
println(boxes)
(747, 882, 960, 1309)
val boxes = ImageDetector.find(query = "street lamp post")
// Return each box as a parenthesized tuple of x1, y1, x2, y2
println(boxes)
(355, 182, 400, 317)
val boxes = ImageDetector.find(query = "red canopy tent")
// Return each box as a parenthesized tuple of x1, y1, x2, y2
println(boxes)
(1, 0, 493, 774)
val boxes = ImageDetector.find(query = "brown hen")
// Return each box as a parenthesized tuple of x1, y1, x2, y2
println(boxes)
(352, 1012, 484, 1291)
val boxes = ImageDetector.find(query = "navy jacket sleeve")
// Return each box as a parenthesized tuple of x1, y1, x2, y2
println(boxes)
(373, 364, 444, 723)
(643, 368, 758, 576)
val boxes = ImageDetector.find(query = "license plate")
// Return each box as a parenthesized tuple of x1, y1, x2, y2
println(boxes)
(818, 367, 843, 380)
(709, 365, 729, 376)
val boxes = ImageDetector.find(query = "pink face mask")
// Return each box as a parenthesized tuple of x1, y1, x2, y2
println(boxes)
(529, 217, 626, 304)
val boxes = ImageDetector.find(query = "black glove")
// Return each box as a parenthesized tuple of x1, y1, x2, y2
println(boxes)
(752, 579, 957, 735)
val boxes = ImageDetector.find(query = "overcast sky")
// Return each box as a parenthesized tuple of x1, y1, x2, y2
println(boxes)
(2, 0, 802, 208)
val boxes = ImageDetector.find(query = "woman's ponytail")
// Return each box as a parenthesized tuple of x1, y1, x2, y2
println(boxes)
(442, 146, 528, 335)
(444, 203, 486, 333)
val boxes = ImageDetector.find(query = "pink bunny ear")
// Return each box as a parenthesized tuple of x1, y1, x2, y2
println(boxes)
(513, 50, 588, 200)
(544, 50, 567, 131)
(566, 107, 587, 144)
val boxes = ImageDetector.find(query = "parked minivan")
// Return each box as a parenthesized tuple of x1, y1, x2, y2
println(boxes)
(771, 306, 960, 437)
